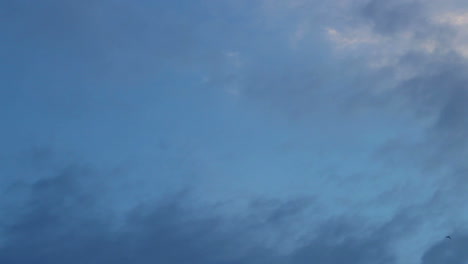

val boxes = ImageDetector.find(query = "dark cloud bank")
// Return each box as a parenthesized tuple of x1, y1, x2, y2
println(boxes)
(1, 159, 466, 264)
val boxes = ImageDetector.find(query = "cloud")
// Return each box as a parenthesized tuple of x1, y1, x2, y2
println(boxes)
(241, 2, 468, 260)
(0, 153, 409, 264)
(360, 0, 426, 34)
(2, 1, 468, 263)
(316, 0, 468, 165)
(421, 234, 468, 264)
(435, 11, 468, 26)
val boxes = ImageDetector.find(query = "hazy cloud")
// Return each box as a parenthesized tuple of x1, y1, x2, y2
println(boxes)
(0, 161, 404, 264)
(2, 0, 468, 263)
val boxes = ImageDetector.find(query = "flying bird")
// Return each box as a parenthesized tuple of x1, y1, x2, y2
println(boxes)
(446, 236, 451, 239)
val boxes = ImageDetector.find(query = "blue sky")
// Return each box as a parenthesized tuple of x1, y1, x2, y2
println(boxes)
(2, 0, 468, 263)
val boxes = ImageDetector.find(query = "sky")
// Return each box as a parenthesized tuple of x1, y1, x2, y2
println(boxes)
(1, 0, 468, 263)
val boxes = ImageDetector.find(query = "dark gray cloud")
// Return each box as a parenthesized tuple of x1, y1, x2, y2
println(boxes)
(319, 2, 468, 261)
(292, 233, 393, 264)
(345, 1, 468, 170)
(248, 197, 313, 225)
(422, 234, 468, 264)
(368, 52, 468, 173)
(361, 0, 426, 34)
(0, 155, 408, 264)
(357, 0, 453, 46)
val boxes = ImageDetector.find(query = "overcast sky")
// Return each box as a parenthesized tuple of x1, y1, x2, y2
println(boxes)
(1, 0, 468, 263)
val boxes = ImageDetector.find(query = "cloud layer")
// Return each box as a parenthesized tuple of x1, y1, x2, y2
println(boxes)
(2, 0, 468, 263)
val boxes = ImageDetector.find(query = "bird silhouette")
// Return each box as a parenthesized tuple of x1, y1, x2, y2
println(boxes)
(446, 236, 451, 239)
